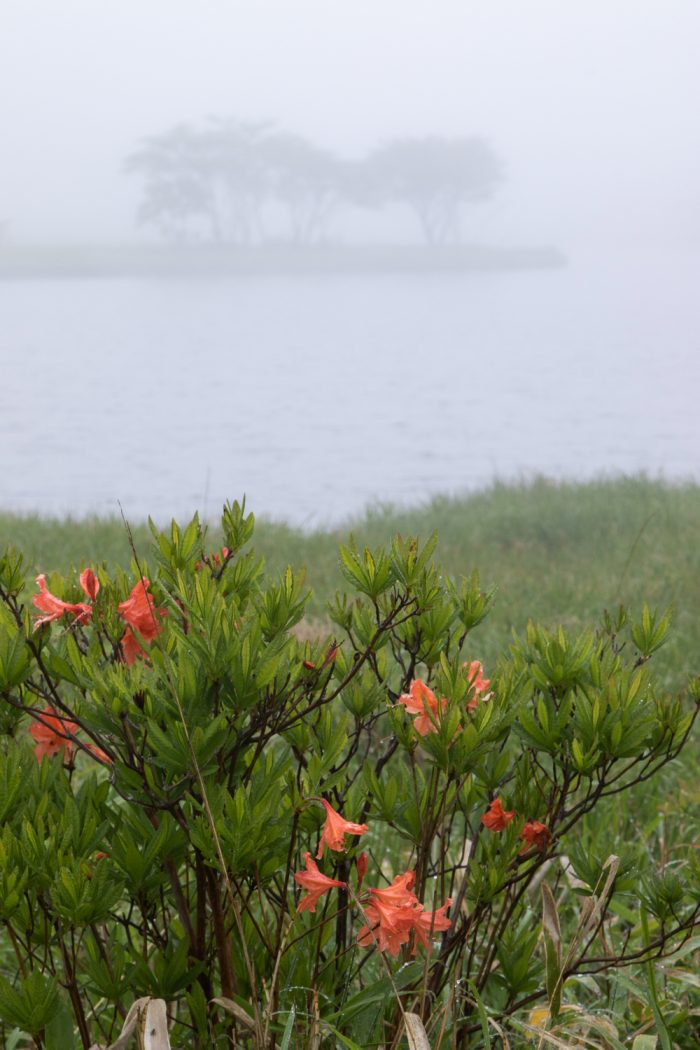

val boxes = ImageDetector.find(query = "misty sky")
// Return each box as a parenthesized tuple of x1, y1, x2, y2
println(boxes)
(2, 0, 699, 250)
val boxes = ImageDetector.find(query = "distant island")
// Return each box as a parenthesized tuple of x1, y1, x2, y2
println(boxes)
(0, 242, 566, 279)
(1, 127, 570, 278)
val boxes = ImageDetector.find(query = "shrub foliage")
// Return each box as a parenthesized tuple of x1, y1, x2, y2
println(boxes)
(0, 502, 697, 1048)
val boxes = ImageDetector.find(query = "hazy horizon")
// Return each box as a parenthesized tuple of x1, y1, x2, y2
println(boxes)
(2, 1, 698, 523)
(2, 1, 700, 254)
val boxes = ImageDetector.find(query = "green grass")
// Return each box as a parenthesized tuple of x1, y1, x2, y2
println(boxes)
(4, 475, 698, 691)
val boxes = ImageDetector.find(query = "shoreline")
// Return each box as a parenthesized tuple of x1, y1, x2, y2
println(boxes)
(1, 473, 696, 530)
(0, 241, 566, 279)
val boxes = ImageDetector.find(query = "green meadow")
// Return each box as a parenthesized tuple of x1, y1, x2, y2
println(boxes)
(4, 475, 699, 692)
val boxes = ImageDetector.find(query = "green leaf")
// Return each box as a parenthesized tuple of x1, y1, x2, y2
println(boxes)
(279, 1005, 296, 1050)
(640, 905, 672, 1050)
(338, 540, 395, 598)
(0, 546, 27, 596)
(45, 1000, 77, 1050)
(631, 605, 671, 658)
(0, 971, 60, 1035)
(221, 499, 255, 554)
(0, 626, 30, 690)
(459, 979, 491, 1048)
(320, 1024, 365, 1050)
(326, 964, 424, 1024)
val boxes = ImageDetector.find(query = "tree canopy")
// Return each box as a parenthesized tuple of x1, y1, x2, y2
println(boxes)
(125, 120, 503, 245)
(364, 136, 504, 244)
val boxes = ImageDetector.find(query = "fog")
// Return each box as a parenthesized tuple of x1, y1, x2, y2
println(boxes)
(2, 1, 699, 524)
(2, 0, 699, 251)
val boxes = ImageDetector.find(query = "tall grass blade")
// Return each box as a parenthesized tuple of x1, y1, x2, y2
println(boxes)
(279, 1006, 296, 1050)
(320, 1023, 365, 1049)
(640, 906, 672, 1050)
(461, 979, 491, 1049)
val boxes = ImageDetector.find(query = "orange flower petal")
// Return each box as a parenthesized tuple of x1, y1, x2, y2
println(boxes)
(294, 852, 346, 912)
(481, 798, 516, 832)
(316, 799, 369, 858)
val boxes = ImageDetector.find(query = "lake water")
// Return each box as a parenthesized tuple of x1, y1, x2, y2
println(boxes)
(1, 250, 698, 527)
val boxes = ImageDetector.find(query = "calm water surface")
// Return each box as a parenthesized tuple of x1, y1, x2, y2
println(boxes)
(1, 251, 698, 527)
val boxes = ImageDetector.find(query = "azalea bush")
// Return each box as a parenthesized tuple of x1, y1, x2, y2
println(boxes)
(0, 501, 698, 1049)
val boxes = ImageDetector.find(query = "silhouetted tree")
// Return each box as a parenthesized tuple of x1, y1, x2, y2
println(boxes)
(126, 123, 504, 246)
(258, 132, 347, 243)
(126, 120, 270, 244)
(364, 136, 503, 243)
(126, 124, 220, 242)
(202, 118, 270, 243)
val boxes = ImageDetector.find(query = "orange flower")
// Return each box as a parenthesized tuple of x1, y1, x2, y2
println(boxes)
(481, 798, 516, 832)
(397, 679, 448, 736)
(118, 578, 161, 639)
(356, 851, 368, 888)
(118, 578, 165, 664)
(357, 898, 417, 956)
(410, 898, 453, 952)
(368, 871, 418, 909)
(316, 799, 369, 858)
(358, 871, 452, 957)
(33, 574, 92, 629)
(29, 706, 78, 762)
(294, 852, 346, 913)
(29, 707, 111, 764)
(119, 627, 148, 666)
(463, 660, 492, 712)
(84, 742, 113, 764)
(302, 642, 339, 672)
(519, 820, 550, 854)
(79, 568, 100, 601)
(195, 546, 231, 571)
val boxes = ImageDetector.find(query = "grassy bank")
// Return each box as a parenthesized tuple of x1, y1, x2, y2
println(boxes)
(3, 476, 699, 691)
